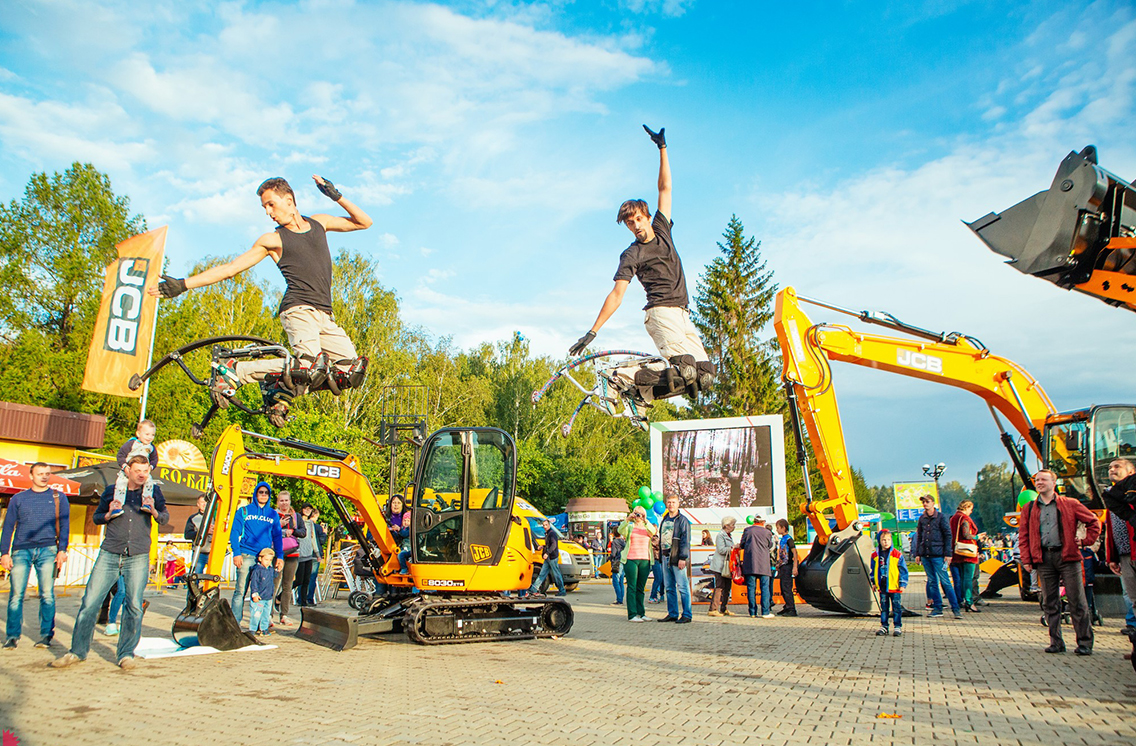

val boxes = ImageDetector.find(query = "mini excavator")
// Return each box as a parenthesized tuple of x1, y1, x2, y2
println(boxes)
(774, 287, 1136, 615)
(969, 146, 1136, 311)
(173, 424, 573, 651)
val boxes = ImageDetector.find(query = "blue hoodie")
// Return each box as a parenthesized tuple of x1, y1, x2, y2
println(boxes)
(229, 481, 284, 558)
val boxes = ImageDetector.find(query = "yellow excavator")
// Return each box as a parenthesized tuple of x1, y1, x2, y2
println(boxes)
(968, 146, 1136, 311)
(774, 286, 1136, 614)
(173, 424, 573, 650)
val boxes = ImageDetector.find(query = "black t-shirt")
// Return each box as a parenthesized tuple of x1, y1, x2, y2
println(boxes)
(277, 217, 335, 316)
(613, 211, 689, 310)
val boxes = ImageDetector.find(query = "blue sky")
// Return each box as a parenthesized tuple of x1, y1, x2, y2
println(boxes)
(2, 0, 1135, 488)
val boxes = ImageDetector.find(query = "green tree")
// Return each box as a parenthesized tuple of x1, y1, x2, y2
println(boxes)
(0, 163, 146, 443)
(692, 215, 780, 417)
(968, 463, 1015, 533)
(938, 479, 970, 516)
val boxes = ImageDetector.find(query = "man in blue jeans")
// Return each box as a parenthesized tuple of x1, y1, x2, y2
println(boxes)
(526, 519, 566, 596)
(2, 462, 70, 649)
(657, 495, 692, 623)
(912, 494, 962, 620)
(229, 481, 284, 624)
(739, 515, 774, 618)
(51, 454, 168, 669)
(609, 532, 625, 605)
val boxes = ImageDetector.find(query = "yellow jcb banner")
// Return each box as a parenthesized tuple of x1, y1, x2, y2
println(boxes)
(81, 226, 167, 398)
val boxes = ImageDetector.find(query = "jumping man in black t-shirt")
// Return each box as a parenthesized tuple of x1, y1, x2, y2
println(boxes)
(568, 126, 715, 402)
(148, 175, 372, 424)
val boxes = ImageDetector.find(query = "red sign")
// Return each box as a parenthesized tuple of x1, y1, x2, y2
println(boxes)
(0, 459, 80, 496)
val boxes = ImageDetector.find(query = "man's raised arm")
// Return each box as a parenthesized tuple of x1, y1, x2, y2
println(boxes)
(310, 175, 373, 233)
(644, 125, 671, 219)
(147, 237, 275, 299)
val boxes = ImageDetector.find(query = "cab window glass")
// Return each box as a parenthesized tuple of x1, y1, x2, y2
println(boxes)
(1047, 419, 1088, 502)
(467, 431, 513, 511)
(1092, 406, 1136, 493)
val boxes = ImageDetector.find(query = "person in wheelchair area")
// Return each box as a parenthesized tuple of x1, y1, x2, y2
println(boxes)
(148, 175, 373, 426)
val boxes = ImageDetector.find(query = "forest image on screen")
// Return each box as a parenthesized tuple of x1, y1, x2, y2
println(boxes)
(661, 426, 773, 508)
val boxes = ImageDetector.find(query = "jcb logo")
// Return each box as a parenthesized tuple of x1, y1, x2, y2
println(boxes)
(896, 349, 943, 374)
(306, 464, 341, 479)
(470, 544, 492, 563)
(104, 258, 149, 354)
(220, 449, 233, 476)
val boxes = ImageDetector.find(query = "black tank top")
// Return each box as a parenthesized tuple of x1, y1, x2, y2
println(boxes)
(276, 217, 334, 315)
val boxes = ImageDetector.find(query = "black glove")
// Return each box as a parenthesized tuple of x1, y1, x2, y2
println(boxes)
(157, 275, 187, 299)
(568, 331, 596, 356)
(315, 178, 342, 202)
(643, 124, 666, 149)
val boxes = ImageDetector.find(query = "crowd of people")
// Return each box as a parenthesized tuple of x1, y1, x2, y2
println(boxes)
(4, 413, 1136, 669)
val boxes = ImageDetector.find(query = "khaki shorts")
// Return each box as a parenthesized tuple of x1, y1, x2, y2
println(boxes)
(610, 306, 708, 397)
(234, 305, 358, 385)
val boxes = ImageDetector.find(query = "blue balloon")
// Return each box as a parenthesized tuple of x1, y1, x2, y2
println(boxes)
(652, 500, 665, 515)
(647, 511, 658, 524)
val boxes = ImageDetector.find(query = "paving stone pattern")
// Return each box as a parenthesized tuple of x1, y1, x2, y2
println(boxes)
(1, 579, 1134, 745)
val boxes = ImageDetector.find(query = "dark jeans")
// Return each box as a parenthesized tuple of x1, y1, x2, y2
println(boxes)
(709, 571, 731, 613)
(649, 561, 664, 601)
(305, 560, 321, 605)
(611, 565, 625, 604)
(922, 556, 960, 613)
(880, 591, 903, 629)
(777, 565, 796, 612)
(1037, 548, 1092, 649)
(295, 559, 316, 606)
(950, 562, 976, 606)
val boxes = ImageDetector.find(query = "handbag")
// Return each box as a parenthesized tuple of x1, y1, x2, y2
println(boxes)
(730, 546, 744, 584)
(953, 516, 978, 559)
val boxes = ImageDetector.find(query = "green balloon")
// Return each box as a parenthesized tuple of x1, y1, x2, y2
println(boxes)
(637, 496, 653, 509)
(746, 515, 755, 525)
(1017, 489, 1037, 508)
(637, 486, 652, 501)
(652, 490, 664, 502)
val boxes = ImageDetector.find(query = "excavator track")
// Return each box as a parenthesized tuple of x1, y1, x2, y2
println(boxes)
(403, 594, 573, 645)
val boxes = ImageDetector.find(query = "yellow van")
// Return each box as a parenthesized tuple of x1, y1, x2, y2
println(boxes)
(514, 497, 592, 592)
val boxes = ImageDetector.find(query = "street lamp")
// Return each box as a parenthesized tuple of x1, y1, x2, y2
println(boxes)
(922, 462, 946, 491)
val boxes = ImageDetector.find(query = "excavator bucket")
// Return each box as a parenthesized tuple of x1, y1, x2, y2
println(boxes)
(795, 524, 879, 615)
(296, 606, 361, 651)
(172, 575, 261, 650)
(967, 146, 1136, 290)
(981, 560, 1021, 598)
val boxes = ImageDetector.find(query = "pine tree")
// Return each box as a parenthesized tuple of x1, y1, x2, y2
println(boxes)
(693, 215, 780, 417)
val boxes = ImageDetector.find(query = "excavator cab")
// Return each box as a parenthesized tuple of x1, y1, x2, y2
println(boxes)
(411, 428, 517, 573)
(1046, 405, 1136, 508)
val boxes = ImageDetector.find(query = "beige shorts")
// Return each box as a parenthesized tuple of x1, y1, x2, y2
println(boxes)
(610, 306, 708, 397)
(234, 305, 358, 385)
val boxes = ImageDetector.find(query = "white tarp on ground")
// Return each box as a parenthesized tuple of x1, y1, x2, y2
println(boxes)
(134, 636, 276, 659)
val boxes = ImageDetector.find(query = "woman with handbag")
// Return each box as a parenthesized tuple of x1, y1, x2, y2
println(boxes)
(950, 501, 981, 612)
(274, 491, 306, 626)
(707, 517, 736, 617)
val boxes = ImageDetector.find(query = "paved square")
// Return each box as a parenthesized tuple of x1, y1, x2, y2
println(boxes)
(2, 579, 1135, 746)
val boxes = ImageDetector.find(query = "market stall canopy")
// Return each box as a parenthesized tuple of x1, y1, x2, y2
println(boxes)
(0, 458, 80, 496)
(56, 461, 210, 505)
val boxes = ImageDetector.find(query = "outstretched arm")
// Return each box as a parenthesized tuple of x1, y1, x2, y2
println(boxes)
(147, 234, 277, 298)
(310, 175, 372, 233)
(643, 125, 671, 219)
(568, 280, 630, 356)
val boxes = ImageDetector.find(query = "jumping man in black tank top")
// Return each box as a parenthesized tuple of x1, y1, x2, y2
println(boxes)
(148, 176, 372, 424)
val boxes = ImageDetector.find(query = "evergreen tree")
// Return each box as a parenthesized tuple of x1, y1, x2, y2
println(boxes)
(693, 215, 780, 417)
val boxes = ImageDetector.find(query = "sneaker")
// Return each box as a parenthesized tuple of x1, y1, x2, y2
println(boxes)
(34, 636, 52, 649)
(106, 507, 124, 520)
(635, 616, 649, 622)
(952, 610, 963, 620)
(1074, 646, 1092, 656)
(893, 628, 903, 637)
(707, 610, 723, 617)
(50, 652, 83, 668)
(722, 609, 736, 616)
(628, 617, 645, 623)
(928, 611, 944, 618)
(2, 638, 16, 650)
(648, 598, 662, 604)
(762, 613, 775, 619)
(117, 656, 137, 670)
(105, 623, 119, 636)
(555, 591, 567, 597)
(278, 616, 294, 627)
(876, 627, 889, 636)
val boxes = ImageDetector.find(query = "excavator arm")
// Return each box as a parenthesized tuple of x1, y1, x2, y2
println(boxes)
(773, 287, 1061, 615)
